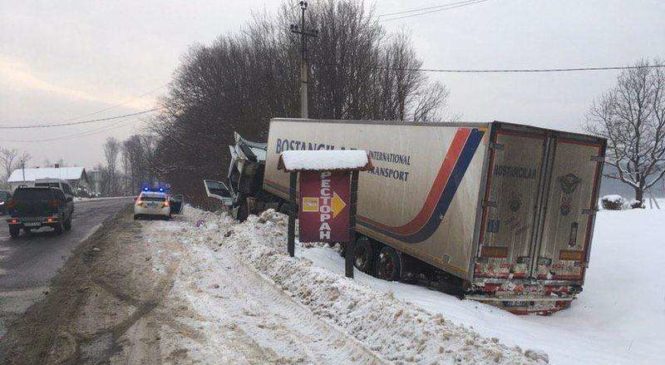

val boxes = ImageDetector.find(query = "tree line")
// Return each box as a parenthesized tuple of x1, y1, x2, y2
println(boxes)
(150, 0, 450, 206)
(138, 0, 664, 207)
(94, 135, 158, 197)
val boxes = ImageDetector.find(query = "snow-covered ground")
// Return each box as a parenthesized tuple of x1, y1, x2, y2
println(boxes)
(300, 207, 665, 365)
(142, 210, 544, 364)
(142, 204, 663, 364)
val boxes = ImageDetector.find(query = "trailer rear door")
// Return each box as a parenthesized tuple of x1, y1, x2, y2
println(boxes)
(476, 128, 548, 279)
(533, 137, 604, 282)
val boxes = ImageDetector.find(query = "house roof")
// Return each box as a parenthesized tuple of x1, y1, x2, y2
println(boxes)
(8, 167, 87, 183)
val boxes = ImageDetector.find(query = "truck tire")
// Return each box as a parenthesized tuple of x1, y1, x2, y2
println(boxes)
(354, 236, 375, 274)
(376, 246, 401, 281)
(64, 216, 72, 231)
(9, 226, 20, 238)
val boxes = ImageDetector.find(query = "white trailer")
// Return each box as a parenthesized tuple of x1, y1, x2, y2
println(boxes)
(260, 118, 606, 314)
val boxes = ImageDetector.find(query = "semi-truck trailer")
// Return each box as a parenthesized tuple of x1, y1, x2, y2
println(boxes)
(206, 118, 606, 314)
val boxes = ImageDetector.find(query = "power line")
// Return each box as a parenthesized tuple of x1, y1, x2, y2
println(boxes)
(379, 0, 487, 18)
(382, 64, 665, 73)
(57, 83, 168, 124)
(0, 118, 145, 143)
(0, 108, 159, 129)
(380, 0, 489, 22)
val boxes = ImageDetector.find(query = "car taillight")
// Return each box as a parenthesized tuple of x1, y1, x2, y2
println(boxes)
(163, 201, 170, 207)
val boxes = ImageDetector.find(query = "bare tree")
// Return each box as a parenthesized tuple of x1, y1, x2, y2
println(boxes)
(152, 0, 451, 205)
(0, 148, 31, 185)
(0, 148, 19, 183)
(122, 134, 158, 194)
(586, 59, 665, 205)
(103, 137, 121, 196)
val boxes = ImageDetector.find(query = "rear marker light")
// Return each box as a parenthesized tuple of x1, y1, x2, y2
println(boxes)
(559, 250, 584, 261)
(480, 246, 508, 258)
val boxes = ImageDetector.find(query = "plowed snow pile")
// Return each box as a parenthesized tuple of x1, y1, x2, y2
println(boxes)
(143, 207, 545, 364)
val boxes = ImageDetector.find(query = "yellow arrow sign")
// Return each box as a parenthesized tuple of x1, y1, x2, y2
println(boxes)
(331, 192, 347, 219)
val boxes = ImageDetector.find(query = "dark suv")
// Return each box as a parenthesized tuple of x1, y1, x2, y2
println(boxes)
(5, 187, 74, 238)
(0, 190, 10, 215)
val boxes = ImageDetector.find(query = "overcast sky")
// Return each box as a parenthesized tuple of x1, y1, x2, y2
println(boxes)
(1, 0, 663, 169)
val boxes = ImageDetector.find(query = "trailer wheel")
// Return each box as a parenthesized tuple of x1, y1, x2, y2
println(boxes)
(353, 236, 375, 273)
(376, 246, 400, 281)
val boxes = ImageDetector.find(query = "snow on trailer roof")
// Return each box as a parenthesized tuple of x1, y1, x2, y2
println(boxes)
(278, 150, 372, 172)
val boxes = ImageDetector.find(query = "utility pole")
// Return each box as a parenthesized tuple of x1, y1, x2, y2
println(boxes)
(290, 1, 318, 118)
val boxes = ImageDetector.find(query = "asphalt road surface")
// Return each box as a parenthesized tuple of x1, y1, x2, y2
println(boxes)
(0, 198, 131, 336)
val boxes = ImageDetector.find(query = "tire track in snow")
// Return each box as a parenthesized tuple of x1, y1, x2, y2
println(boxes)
(147, 219, 388, 365)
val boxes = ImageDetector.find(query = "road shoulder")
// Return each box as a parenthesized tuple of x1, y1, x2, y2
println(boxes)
(0, 206, 144, 364)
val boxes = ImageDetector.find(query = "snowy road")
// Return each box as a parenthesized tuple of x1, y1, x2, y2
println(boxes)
(0, 198, 131, 338)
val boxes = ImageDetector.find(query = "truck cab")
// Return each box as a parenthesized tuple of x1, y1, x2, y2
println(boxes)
(203, 132, 279, 220)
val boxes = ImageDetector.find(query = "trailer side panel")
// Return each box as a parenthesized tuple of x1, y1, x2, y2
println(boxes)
(264, 119, 490, 279)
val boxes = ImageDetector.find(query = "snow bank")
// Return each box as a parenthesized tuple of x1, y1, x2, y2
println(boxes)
(175, 207, 544, 364)
(601, 194, 623, 203)
(300, 206, 665, 365)
(600, 194, 625, 210)
(279, 150, 370, 171)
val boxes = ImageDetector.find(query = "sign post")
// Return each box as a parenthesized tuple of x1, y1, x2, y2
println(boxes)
(345, 170, 360, 278)
(278, 150, 372, 278)
(288, 171, 298, 257)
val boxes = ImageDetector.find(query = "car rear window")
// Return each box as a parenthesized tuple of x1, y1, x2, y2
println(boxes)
(141, 196, 167, 202)
(13, 189, 53, 201)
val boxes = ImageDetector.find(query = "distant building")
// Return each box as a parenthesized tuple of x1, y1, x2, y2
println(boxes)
(7, 166, 90, 192)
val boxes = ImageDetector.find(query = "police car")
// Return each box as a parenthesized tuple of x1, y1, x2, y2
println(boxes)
(133, 189, 171, 220)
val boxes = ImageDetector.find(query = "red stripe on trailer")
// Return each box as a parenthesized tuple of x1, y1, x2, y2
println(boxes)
(357, 128, 471, 236)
